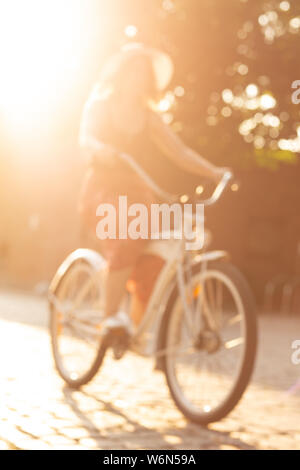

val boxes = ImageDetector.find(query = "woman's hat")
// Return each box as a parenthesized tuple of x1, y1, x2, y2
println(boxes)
(100, 43, 174, 91)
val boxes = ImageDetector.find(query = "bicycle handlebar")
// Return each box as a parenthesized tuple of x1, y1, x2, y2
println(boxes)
(196, 170, 234, 207)
(119, 151, 234, 206)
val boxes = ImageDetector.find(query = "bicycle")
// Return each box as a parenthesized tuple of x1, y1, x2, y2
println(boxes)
(48, 169, 257, 425)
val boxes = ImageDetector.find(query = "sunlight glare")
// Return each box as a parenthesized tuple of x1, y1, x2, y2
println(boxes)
(0, 0, 86, 130)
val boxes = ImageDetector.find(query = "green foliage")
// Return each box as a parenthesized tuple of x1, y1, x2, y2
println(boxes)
(254, 149, 297, 169)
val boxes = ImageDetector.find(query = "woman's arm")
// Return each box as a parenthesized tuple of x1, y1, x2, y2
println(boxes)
(149, 111, 226, 182)
(79, 134, 117, 166)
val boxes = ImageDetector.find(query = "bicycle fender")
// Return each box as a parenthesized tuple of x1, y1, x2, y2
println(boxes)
(49, 248, 106, 295)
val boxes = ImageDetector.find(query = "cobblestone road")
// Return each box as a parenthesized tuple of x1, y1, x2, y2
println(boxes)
(0, 290, 299, 450)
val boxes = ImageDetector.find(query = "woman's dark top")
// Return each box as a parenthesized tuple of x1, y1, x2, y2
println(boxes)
(80, 90, 184, 193)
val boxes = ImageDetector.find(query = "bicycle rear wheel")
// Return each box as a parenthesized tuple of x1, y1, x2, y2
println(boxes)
(162, 261, 257, 424)
(49, 257, 106, 388)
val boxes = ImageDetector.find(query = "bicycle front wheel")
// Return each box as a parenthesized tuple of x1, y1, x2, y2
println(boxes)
(162, 261, 257, 424)
(49, 257, 107, 388)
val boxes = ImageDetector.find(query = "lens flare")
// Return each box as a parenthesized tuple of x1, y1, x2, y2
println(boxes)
(0, 0, 87, 130)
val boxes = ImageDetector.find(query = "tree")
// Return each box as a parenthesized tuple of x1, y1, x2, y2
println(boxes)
(148, 0, 300, 170)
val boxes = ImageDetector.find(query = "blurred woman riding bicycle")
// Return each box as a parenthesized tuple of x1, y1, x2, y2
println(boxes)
(78, 42, 227, 341)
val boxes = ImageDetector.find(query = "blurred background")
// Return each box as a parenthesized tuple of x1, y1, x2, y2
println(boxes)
(1, 0, 300, 311)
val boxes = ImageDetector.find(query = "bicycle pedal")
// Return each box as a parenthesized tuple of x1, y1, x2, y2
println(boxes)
(105, 329, 130, 360)
(112, 343, 127, 360)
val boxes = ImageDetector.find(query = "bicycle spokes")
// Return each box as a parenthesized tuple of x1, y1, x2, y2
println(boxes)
(51, 262, 105, 381)
(166, 268, 247, 418)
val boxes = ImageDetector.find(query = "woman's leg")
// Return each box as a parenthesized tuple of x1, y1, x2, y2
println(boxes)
(104, 266, 132, 317)
(101, 236, 149, 319)
(80, 169, 155, 321)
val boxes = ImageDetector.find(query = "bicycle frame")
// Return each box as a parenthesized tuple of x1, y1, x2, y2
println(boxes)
(130, 239, 228, 357)
(129, 170, 233, 356)
(49, 171, 233, 358)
